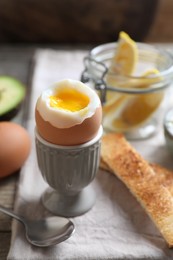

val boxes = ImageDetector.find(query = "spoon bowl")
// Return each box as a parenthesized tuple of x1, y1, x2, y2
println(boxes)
(24, 216, 74, 247)
(0, 205, 75, 247)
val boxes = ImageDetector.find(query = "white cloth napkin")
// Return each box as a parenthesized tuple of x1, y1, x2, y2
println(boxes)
(7, 48, 173, 260)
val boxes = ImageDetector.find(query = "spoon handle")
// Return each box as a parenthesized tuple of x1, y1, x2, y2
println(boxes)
(0, 205, 24, 223)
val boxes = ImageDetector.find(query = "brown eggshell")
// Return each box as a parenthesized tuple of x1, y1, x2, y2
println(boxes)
(35, 106, 102, 146)
(0, 122, 31, 178)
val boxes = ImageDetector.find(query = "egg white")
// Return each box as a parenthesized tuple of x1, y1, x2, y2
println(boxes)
(36, 79, 101, 128)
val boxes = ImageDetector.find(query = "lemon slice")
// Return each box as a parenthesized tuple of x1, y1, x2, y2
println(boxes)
(103, 32, 163, 132)
(139, 68, 162, 86)
(119, 69, 163, 128)
(103, 69, 164, 131)
(104, 68, 161, 113)
(105, 31, 138, 104)
(143, 68, 159, 76)
(118, 92, 163, 128)
(109, 31, 138, 75)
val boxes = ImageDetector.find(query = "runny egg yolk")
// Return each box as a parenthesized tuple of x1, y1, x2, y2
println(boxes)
(49, 88, 90, 112)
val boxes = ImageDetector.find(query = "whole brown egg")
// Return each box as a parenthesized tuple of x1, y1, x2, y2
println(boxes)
(0, 122, 31, 178)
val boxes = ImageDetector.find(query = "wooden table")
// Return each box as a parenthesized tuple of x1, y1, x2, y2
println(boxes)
(0, 45, 36, 259)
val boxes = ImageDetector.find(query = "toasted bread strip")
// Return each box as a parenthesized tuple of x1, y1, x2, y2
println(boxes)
(100, 160, 173, 195)
(100, 159, 111, 172)
(101, 133, 173, 248)
(150, 164, 173, 196)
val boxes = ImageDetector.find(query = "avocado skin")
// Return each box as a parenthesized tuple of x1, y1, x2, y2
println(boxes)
(0, 104, 21, 121)
(0, 76, 26, 121)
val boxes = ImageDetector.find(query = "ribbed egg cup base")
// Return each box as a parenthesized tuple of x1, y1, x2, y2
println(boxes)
(42, 185, 96, 217)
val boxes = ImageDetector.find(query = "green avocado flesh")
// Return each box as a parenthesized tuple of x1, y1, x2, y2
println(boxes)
(0, 76, 26, 118)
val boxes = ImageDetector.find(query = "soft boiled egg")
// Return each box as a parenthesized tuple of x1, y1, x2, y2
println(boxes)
(35, 79, 102, 145)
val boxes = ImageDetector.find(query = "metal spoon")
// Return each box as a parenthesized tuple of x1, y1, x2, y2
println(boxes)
(0, 205, 75, 247)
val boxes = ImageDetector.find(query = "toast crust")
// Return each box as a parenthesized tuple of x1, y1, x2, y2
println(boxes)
(101, 133, 173, 248)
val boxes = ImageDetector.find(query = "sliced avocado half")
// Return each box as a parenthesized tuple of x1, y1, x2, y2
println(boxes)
(0, 76, 26, 120)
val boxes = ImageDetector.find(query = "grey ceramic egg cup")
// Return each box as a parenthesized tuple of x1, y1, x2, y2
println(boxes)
(35, 127, 103, 217)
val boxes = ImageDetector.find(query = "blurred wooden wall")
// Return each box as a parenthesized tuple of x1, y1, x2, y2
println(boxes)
(146, 0, 173, 42)
(0, 0, 159, 44)
(0, 0, 171, 44)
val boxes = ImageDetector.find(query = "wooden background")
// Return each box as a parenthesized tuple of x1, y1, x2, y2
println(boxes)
(146, 0, 173, 43)
(0, 46, 35, 259)
(0, 0, 165, 44)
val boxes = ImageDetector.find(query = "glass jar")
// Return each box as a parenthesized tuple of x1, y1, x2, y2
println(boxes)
(81, 42, 173, 139)
(164, 107, 173, 155)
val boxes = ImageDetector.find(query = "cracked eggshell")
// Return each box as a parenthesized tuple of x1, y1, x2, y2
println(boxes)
(35, 80, 102, 146)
